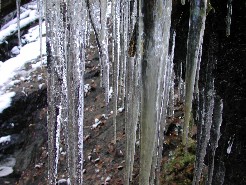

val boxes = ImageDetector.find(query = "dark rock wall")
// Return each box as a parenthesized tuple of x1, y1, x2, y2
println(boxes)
(172, 0, 246, 184)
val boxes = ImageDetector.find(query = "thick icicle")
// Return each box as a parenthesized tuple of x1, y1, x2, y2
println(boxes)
(124, 1, 140, 183)
(156, 30, 175, 185)
(120, 0, 130, 108)
(183, 0, 207, 146)
(46, 0, 87, 184)
(46, 0, 57, 183)
(112, 0, 121, 144)
(226, 0, 233, 36)
(139, 0, 172, 184)
(125, 56, 135, 185)
(100, 0, 110, 112)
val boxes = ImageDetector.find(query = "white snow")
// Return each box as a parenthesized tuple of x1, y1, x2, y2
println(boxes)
(92, 118, 101, 128)
(0, 166, 13, 177)
(0, 10, 40, 44)
(0, 92, 16, 113)
(0, 135, 11, 144)
(109, 86, 113, 100)
(31, 61, 43, 69)
(105, 176, 111, 182)
(0, 37, 46, 113)
(39, 83, 45, 90)
(1, 10, 32, 30)
(22, 21, 46, 44)
(0, 157, 16, 177)
(118, 107, 124, 113)
(0, 10, 47, 114)
(11, 46, 20, 55)
(84, 84, 91, 94)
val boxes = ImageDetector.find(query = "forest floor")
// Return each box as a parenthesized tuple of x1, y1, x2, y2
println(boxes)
(0, 9, 196, 184)
(11, 46, 197, 185)
(13, 55, 196, 185)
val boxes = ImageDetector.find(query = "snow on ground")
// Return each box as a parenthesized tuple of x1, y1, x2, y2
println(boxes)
(0, 0, 46, 178)
(0, 156, 16, 177)
(0, 166, 13, 177)
(0, 92, 16, 113)
(0, 10, 40, 44)
(0, 135, 11, 144)
(0, 7, 47, 114)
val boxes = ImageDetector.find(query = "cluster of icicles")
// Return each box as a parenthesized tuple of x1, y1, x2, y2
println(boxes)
(18, 0, 233, 184)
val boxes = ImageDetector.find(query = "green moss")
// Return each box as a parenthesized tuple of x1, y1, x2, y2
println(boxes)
(162, 139, 196, 185)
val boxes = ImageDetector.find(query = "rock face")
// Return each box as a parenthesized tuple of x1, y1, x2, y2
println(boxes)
(0, 88, 47, 184)
(0, 0, 32, 20)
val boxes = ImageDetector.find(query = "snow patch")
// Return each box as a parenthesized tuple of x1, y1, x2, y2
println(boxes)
(0, 10, 40, 44)
(11, 46, 20, 55)
(118, 107, 124, 113)
(0, 166, 13, 177)
(0, 33, 46, 112)
(109, 86, 113, 100)
(92, 118, 101, 128)
(0, 135, 11, 144)
(0, 92, 16, 113)
(84, 84, 91, 95)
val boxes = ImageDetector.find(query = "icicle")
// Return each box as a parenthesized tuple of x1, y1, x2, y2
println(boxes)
(100, 0, 110, 112)
(46, 0, 87, 184)
(139, 0, 172, 184)
(125, 57, 134, 185)
(38, 0, 43, 59)
(120, 0, 129, 108)
(16, 0, 21, 47)
(193, 51, 215, 185)
(206, 97, 223, 185)
(46, 0, 57, 183)
(86, 0, 102, 87)
(177, 63, 185, 103)
(183, 0, 207, 146)
(195, 45, 202, 96)
(168, 70, 175, 118)
(112, 0, 121, 144)
(226, 0, 233, 36)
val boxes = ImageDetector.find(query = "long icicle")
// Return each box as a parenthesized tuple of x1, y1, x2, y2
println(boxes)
(226, 0, 233, 36)
(139, 0, 172, 184)
(112, 0, 121, 144)
(206, 97, 223, 185)
(183, 0, 207, 146)
(16, 0, 21, 47)
(38, 0, 43, 59)
(46, 0, 57, 183)
(100, 0, 110, 113)
(193, 41, 215, 185)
